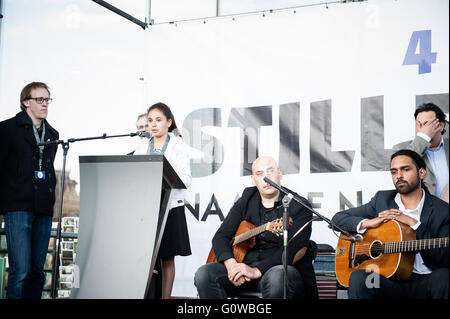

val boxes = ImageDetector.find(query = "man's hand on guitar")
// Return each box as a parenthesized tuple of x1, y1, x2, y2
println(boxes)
(378, 209, 418, 227)
(360, 215, 390, 229)
(224, 258, 262, 287)
(361, 209, 418, 229)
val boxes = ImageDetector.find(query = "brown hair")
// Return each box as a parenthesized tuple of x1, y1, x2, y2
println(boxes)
(147, 102, 181, 136)
(20, 82, 50, 111)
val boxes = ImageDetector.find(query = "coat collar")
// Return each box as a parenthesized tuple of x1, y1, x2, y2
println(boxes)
(16, 110, 33, 127)
(15, 110, 57, 136)
(15, 111, 58, 148)
(16, 111, 36, 147)
(389, 188, 433, 227)
(242, 186, 286, 218)
(419, 191, 433, 227)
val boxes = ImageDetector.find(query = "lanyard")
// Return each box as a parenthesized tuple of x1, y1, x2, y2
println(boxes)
(149, 134, 170, 155)
(32, 122, 46, 171)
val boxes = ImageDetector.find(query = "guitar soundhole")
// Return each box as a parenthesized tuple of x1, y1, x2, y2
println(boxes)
(370, 240, 383, 259)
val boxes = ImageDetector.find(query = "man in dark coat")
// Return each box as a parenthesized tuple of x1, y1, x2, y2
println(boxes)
(195, 156, 318, 299)
(0, 82, 59, 299)
(332, 149, 448, 299)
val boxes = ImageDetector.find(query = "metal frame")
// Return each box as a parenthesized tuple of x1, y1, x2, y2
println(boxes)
(91, 0, 367, 28)
(91, 0, 148, 29)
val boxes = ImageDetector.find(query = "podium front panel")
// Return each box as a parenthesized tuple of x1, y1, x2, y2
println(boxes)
(72, 155, 164, 299)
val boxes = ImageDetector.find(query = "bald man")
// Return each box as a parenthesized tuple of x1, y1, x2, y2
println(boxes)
(194, 156, 318, 299)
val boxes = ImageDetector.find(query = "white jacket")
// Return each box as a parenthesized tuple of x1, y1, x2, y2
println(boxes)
(134, 132, 192, 209)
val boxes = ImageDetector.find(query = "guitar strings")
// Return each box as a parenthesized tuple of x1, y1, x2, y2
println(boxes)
(353, 237, 449, 255)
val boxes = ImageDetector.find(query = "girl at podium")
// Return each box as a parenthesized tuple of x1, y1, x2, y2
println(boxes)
(134, 102, 192, 299)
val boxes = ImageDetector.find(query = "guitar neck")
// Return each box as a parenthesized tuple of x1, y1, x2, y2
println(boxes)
(233, 222, 269, 246)
(384, 237, 449, 254)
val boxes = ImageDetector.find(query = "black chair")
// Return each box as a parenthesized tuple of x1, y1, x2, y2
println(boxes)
(235, 240, 317, 299)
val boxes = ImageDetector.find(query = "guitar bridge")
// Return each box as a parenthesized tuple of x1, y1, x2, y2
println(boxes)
(335, 247, 345, 256)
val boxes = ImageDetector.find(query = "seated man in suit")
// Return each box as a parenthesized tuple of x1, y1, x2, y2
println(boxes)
(393, 103, 449, 198)
(332, 149, 448, 299)
(194, 156, 318, 299)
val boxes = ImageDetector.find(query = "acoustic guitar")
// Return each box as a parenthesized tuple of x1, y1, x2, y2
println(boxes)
(335, 220, 448, 287)
(206, 218, 288, 264)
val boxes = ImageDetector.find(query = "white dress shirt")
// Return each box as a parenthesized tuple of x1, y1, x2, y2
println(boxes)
(134, 132, 192, 210)
(394, 190, 432, 274)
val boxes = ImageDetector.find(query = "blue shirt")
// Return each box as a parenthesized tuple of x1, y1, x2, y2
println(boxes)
(426, 138, 449, 197)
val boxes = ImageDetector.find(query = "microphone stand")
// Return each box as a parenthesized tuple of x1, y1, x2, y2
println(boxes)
(281, 194, 292, 299)
(37, 132, 139, 299)
(263, 177, 361, 298)
(263, 177, 356, 239)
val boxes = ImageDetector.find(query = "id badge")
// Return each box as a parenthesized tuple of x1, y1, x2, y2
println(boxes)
(35, 170, 46, 180)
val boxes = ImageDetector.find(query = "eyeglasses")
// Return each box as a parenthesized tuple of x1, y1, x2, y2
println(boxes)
(253, 167, 277, 178)
(28, 97, 53, 104)
(137, 124, 149, 130)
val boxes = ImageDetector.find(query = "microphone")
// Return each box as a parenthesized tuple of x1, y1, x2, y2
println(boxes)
(263, 177, 304, 206)
(263, 177, 359, 242)
(136, 131, 152, 138)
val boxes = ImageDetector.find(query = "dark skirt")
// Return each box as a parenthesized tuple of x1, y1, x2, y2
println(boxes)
(158, 205, 192, 259)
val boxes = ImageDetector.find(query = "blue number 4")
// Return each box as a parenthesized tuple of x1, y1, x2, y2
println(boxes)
(403, 30, 437, 74)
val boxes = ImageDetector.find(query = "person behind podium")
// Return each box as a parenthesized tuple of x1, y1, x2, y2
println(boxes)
(194, 156, 318, 299)
(127, 113, 150, 155)
(134, 102, 192, 299)
(136, 112, 149, 133)
(0, 82, 59, 299)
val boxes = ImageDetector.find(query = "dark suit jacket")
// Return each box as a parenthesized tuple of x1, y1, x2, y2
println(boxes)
(332, 190, 449, 270)
(0, 111, 59, 216)
(212, 186, 318, 298)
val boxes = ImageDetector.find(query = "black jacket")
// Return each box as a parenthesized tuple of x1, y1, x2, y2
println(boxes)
(332, 190, 449, 270)
(212, 186, 318, 298)
(0, 111, 59, 216)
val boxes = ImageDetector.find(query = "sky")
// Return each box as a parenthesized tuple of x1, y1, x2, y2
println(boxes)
(0, 0, 337, 182)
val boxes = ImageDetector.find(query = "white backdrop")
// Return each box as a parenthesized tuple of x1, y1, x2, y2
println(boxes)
(143, 0, 449, 296)
(0, 0, 448, 298)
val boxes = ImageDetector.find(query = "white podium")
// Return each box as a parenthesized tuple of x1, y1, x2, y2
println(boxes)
(71, 155, 185, 299)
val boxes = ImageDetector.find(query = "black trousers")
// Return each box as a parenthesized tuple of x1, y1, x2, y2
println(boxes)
(348, 268, 449, 299)
(194, 262, 305, 299)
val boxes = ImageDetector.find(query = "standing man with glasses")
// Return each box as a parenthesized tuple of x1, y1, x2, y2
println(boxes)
(0, 82, 59, 299)
(393, 103, 449, 199)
